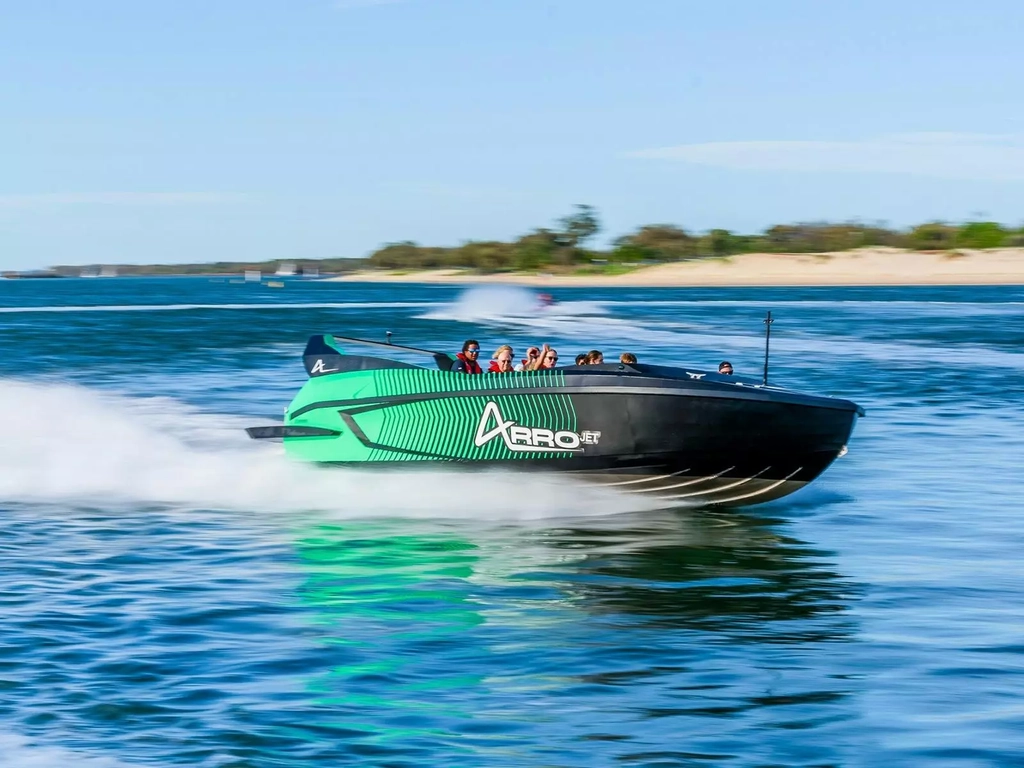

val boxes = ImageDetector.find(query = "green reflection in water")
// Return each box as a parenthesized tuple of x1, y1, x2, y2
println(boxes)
(284, 509, 856, 761)
(293, 523, 489, 751)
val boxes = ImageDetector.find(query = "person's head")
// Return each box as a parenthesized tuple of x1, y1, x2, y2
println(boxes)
(718, 361, 733, 375)
(575, 353, 587, 366)
(522, 346, 540, 365)
(538, 347, 559, 369)
(462, 339, 480, 359)
(493, 344, 514, 371)
(620, 352, 637, 365)
(585, 350, 604, 365)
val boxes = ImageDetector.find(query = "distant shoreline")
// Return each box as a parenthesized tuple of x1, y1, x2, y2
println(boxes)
(9, 247, 1023, 287)
(324, 248, 1024, 287)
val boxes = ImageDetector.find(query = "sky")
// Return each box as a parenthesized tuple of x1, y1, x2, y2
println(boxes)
(2, 0, 1024, 270)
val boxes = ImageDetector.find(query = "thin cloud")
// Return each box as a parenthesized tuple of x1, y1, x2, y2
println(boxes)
(0, 192, 243, 208)
(626, 132, 1024, 181)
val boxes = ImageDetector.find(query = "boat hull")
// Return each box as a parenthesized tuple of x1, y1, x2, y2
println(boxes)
(269, 358, 860, 507)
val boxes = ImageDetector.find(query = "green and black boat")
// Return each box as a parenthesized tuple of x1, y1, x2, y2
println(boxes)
(247, 334, 863, 507)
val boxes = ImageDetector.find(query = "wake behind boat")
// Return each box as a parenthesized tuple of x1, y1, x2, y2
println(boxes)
(247, 333, 863, 507)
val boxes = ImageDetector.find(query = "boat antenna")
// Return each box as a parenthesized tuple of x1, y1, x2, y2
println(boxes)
(762, 310, 774, 386)
(386, 330, 392, 345)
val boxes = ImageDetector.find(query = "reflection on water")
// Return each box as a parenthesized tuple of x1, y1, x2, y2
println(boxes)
(554, 510, 856, 643)
(287, 508, 859, 764)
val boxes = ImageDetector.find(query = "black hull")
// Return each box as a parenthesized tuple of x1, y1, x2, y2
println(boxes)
(321, 392, 859, 507)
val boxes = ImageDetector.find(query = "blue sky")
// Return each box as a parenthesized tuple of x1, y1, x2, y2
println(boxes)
(2, 0, 1023, 270)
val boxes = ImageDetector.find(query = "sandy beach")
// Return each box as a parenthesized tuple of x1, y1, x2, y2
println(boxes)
(326, 247, 1024, 287)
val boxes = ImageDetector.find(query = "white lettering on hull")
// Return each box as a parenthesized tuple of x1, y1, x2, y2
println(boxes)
(473, 401, 599, 453)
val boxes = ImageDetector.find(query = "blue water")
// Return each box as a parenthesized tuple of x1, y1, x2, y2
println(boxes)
(1, 277, 1022, 767)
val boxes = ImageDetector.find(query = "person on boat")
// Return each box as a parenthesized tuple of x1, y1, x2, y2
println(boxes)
(488, 345, 515, 373)
(620, 352, 637, 364)
(515, 346, 540, 372)
(531, 344, 559, 370)
(718, 361, 734, 375)
(451, 340, 483, 374)
(584, 350, 604, 365)
(574, 353, 587, 366)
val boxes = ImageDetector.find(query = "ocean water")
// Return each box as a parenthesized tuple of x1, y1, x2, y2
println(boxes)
(1, 277, 1022, 767)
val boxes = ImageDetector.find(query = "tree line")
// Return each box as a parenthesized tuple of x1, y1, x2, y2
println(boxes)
(367, 206, 1024, 272)
(45, 206, 1024, 276)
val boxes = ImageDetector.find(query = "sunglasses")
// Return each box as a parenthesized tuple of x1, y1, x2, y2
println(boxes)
(466, 348, 480, 353)
(545, 355, 558, 361)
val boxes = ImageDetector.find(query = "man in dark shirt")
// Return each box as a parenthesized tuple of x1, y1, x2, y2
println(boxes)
(451, 340, 483, 373)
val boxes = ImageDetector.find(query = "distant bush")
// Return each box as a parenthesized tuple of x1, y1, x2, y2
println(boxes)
(614, 225, 696, 260)
(908, 223, 958, 250)
(954, 222, 1009, 250)
(59, 208, 1023, 277)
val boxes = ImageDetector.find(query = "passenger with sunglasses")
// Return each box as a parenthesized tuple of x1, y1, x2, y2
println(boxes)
(527, 344, 559, 371)
(451, 339, 483, 374)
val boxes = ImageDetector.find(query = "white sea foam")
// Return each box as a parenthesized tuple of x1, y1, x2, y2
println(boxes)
(0, 379, 649, 519)
(0, 733, 138, 768)
(419, 285, 607, 323)
(416, 285, 699, 348)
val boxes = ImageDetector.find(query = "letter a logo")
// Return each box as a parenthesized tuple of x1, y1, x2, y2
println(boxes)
(474, 401, 515, 448)
(310, 358, 338, 375)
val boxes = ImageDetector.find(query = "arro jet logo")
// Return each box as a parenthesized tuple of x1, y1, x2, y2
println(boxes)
(474, 401, 600, 453)
(310, 359, 339, 374)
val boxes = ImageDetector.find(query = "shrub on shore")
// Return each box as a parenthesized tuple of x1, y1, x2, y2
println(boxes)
(363, 209, 1023, 272)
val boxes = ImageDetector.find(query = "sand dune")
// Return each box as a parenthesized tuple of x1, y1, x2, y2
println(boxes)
(327, 248, 1024, 287)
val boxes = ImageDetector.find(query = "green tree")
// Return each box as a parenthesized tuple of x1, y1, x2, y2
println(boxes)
(615, 224, 696, 260)
(368, 241, 424, 269)
(908, 222, 957, 250)
(697, 229, 744, 257)
(512, 229, 558, 271)
(450, 241, 515, 272)
(608, 243, 654, 263)
(556, 204, 601, 248)
(954, 221, 1008, 249)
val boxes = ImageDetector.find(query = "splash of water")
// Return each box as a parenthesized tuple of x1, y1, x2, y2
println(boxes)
(0, 733, 138, 768)
(419, 285, 606, 323)
(0, 380, 650, 519)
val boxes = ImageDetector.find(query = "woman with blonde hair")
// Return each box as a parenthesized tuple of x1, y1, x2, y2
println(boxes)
(488, 344, 515, 373)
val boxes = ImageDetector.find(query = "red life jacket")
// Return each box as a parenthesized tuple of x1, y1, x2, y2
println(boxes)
(488, 360, 513, 373)
(455, 352, 483, 374)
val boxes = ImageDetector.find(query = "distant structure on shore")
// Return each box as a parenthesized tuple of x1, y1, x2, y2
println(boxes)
(1, 269, 65, 279)
(80, 266, 119, 278)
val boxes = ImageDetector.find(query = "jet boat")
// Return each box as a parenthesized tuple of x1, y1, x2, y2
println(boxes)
(247, 334, 863, 507)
